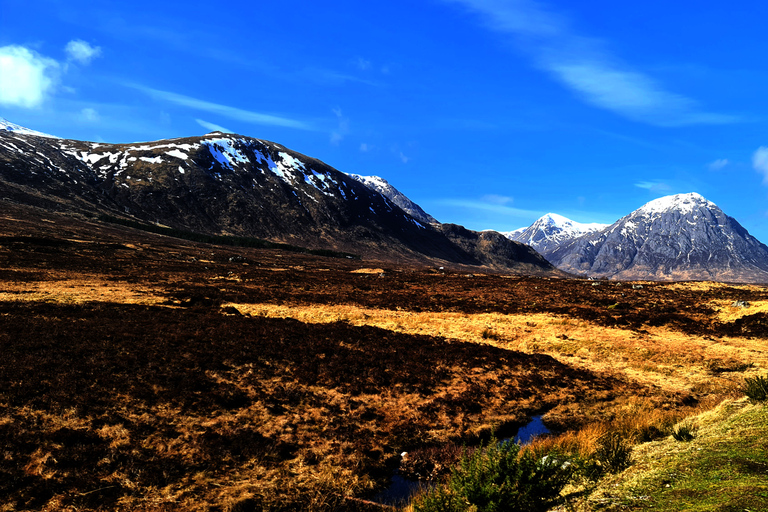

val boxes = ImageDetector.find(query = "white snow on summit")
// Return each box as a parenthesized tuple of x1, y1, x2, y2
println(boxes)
(0, 118, 58, 139)
(635, 192, 716, 216)
(505, 213, 607, 251)
(346, 173, 437, 225)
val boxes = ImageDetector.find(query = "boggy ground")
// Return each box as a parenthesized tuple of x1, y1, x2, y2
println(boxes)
(1, 202, 767, 511)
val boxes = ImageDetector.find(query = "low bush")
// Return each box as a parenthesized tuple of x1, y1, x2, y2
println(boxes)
(671, 424, 697, 442)
(742, 375, 768, 403)
(594, 433, 632, 473)
(412, 441, 575, 512)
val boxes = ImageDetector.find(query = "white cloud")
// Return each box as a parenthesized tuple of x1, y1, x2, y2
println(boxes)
(80, 107, 100, 122)
(481, 194, 514, 205)
(635, 181, 671, 192)
(752, 147, 768, 185)
(65, 40, 102, 65)
(359, 142, 370, 152)
(399, 151, 410, 164)
(0, 45, 59, 108)
(330, 107, 349, 145)
(356, 57, 372, 71)
(129, 84, 314, 130)
(442, 0, 737, 126)
(196, 118, 233, 133)
(440, 198, 544, 218)
(708, 158, 729, 171)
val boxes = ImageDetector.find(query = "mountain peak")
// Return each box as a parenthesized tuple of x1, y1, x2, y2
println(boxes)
(346, 173, 437, 225)
(504, 213, 608, 255)
(637, 192, 716, 216)
(543, 192, 768, 283)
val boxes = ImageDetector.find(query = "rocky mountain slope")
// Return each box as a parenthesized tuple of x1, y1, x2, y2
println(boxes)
(544, 193, 768, 283)
(505, 213, 608, 256)
(0, 125, 557, 274)
(347, 173, 437, 225)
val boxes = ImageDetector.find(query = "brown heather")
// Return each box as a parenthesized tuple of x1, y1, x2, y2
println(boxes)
(1, 202, 767, 510)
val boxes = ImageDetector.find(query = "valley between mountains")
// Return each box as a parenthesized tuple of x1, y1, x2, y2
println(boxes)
(1, 122, 768, 511)
(1, 202, 768, 511)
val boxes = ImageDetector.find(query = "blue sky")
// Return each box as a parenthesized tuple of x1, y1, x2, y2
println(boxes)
(2, 0, 768, 243)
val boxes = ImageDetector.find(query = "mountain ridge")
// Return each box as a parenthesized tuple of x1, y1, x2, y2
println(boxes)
(0, 124, 559, 275)
(505, 213, 608, 256)
(540, 193, 768, 283)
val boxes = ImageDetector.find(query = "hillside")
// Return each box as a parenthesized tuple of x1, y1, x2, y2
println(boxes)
(1, 201, 767, 510)
(0, 127, 557, 275)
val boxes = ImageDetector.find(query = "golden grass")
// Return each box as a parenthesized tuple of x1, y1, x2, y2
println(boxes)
(226, 302, 767, 397)
(349, 268, 385, 274)
(0, 275, 167, 305)
(710, 299, 768, 322)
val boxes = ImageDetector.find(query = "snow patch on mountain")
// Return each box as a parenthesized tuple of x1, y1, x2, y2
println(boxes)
(0, 118, 59, 139)
(346, 173, 437, 225)
(634, 192, 715, 217)
(543, 193, 768, 282)
(505, 213, 608, 254)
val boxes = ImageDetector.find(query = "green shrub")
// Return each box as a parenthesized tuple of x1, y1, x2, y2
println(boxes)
(742, 375, 768, 403)
(412, 441, 575, 512)
(671, 424, 697, 442)
(594, 433, 632, 473)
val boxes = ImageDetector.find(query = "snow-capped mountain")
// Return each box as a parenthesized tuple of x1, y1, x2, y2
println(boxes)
(0, 118, 58, 138)
(546, 193, 768, 283)
(0, 122, 556, 274)
(347, 174, 437, 225)
(505, 213, 608, 256)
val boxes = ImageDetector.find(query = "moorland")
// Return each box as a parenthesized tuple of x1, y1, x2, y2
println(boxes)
(1, 201, 768, 511)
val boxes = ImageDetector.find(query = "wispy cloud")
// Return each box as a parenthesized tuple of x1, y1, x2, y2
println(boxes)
(303, 67, 382, 87)
(708, 158, 729, 171)
(330, 107, 349, 145)
(481, 194, 514, 205)
(752, 147, 768, 185)
(439, 198, 544, 218)
(65, 40, 102, 65)
(356, 57, 372, 71)
(635, 180, 672, 192)
(0, 45, 59, 108)
(196, 118, 233, 133)
(129, 85, 314, 130)
(79, 107, 100, 122)
(442, 0, 738, 126)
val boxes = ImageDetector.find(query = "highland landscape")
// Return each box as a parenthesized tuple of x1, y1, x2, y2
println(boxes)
(2, 122, 768, 511)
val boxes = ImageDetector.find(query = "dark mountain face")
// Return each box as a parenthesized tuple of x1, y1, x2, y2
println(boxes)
(0, 129, 558, 274)
(545, 193, 768, 283)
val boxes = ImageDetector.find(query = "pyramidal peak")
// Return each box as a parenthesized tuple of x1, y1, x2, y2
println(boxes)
(537, 213, 607, 233)
(504, 213, 608, 256)
(637, 192, 714, 213)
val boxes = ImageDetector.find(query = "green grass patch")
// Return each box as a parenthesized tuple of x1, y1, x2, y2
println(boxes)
(581, 399, 768, 511)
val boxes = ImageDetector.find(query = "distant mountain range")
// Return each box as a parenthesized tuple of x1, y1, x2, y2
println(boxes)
(507, 193, 768, 283)
(0, 121, 556, 275)
(504, 213, 608, 257)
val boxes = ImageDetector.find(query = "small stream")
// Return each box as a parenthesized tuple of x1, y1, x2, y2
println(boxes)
(373, 415, 550, 506)
(511, 415, 549, 444)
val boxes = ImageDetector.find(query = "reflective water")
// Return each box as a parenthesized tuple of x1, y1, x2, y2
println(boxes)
(512, 415, 549, 444)
(374, 415, 550, 505)
(372, 474, 425, 506)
